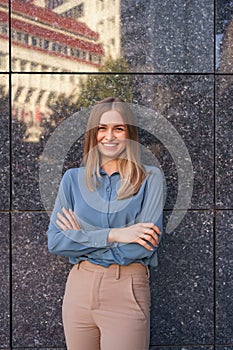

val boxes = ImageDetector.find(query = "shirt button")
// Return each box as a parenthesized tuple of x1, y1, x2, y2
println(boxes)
(94, 242, 97, 246)
(106, 187, 110, 192)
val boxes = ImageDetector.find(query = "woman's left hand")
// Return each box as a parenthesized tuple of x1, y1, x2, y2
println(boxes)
(56, 207, 80, 231)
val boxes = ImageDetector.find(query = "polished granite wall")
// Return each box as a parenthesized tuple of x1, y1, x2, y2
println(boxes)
(0, 0, 233, 349)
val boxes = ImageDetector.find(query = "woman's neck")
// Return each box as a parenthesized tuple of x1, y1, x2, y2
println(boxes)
(101, 160, 119, 176)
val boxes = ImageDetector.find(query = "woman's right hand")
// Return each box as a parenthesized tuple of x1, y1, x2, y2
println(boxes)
(108, 223, 161, 251)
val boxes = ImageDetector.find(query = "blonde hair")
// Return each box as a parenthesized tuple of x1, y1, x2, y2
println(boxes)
(83, 97, 146, 199)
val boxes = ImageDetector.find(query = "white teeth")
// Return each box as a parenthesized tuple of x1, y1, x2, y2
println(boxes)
(103, 143, 117, 147)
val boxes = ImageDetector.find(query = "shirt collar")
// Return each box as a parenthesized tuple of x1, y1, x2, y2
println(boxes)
(99, 168, 120, 177)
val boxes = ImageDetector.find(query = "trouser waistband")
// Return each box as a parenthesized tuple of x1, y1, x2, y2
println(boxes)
(76, 260, 150, 280)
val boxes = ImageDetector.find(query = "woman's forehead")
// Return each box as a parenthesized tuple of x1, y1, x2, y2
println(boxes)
(99, 110, 125, 125)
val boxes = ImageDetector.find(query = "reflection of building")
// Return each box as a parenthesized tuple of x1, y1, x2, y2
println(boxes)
(0, 0, 104, 72)
(216, 0, 233, 71)
(46, 0, 121, 59)
(219, 18, 233, 72)
(0, 0, 105, 141)
(0, 74, 8, 97)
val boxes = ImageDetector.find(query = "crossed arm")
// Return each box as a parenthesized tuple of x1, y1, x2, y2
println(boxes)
(57, 207, 161, 252)
(47, 168, 163, 263)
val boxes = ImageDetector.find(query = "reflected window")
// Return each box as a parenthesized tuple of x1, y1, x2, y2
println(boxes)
(0, 53, 6, 69)
(1, 24, 8, 36)
(46, 0, 64, 9)
(36, 90, 45, 104)
(17, 32, 22, 41)
(14, 87, 23, 102)
(31, 62, 38, 71)
(24, 34, 29, 44)
(12, 58, 18, 70)
(52, 42, 57, 52)
(38, 38, 43, 48)
(75, 3, 84, 17)
(25, 88, 33, 103)
(32, 36, 37, 46)
(44, 40, 50, 50)
(58, 44, 63, 53)
(11, 30, 16, 40)
(20, 60, 27, 71)
(70, 47, 75, 56)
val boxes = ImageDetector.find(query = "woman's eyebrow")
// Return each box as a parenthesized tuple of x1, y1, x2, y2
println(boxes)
(98, 123, 126, 126)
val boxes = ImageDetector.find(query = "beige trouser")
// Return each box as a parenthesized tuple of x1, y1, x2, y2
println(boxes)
(62, 261, 151, 350)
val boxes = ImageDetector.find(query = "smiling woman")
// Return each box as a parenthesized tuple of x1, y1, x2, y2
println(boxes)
(83, 97, 147, 199)
(46, 97, 163, 350)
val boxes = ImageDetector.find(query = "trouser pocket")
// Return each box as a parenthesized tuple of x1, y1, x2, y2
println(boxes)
(129, 274, 151, 319)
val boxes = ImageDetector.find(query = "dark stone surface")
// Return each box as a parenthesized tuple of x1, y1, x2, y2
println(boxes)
(216, 347, 233, 350)
(150, 210, 213, 345)
(216, 210, 233, 344)
(216, 76, 233, 209)
(132, 75, 214, 210)
(12, 120, 46, 210)
(0, 213, 10, 348)
(12, 104, 80, 211)
(150, 347, 214, 350)
(0, 94, 10, 210)
(121, 0, 214, 72)
(12, 212, 69, 348)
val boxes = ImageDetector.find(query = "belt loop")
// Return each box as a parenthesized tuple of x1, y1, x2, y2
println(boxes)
(116, 265, 120, 280)
(146, 266, 150, 279)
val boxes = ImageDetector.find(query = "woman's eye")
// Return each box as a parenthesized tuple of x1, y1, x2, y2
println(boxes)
(98, 126, 106, 130)
(115, 127, 125, 131)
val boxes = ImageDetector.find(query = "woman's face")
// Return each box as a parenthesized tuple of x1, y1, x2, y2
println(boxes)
(97, 109, 127, 163)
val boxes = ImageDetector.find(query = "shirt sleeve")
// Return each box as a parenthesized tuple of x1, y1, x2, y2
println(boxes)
(112, 167, 163, 262)
(86, 167, 164, 265)
(46, 170, 112, 257)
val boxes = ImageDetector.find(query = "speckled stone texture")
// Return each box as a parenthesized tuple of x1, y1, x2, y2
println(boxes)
(216, 76, 233, 209)
(121, 0, 214, 72)
(12, 120, 47, 210)
(150, 347, 214, 350)
(12, 212, 70, 348)
(216, 211, 233, 345)
(132, 74, 214, 210)
(0, 95, 10, 210)
(217, 348, 233, 350)
(0, 213, 10, 348)
(150, 210, 213, 346)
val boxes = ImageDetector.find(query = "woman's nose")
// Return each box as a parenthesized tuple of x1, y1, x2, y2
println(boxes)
(105, 128, 115, 140)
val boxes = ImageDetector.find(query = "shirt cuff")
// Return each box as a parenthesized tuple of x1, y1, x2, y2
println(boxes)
(63, 228, 111, 248)
(89, 229, 111, 248)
